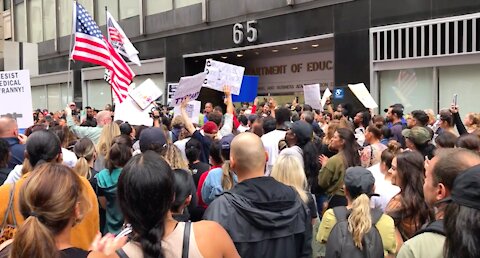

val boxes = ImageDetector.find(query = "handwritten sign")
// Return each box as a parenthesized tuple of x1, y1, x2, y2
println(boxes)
(348, 83, 378, 109)
(114, 95, 154, 126)
(174, 100, 201, 124)
(171, 72, 206, 106)
(129, 78, 163, 110)
(321, 88, 332, 108)
(0, 70, 34, 128)
(303, 84, 322, 110)
(203, 59, 244, 95)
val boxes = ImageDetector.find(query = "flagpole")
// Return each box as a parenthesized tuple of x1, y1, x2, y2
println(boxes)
(67, 1, 76, 104)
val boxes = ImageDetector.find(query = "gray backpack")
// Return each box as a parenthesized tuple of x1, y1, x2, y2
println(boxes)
(326, 206, 384, 258)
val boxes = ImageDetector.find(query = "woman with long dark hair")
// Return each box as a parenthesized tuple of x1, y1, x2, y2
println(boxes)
(318, 128, 361, 208)
(116, 151, 239, 258)
(386, 151, 433, 250)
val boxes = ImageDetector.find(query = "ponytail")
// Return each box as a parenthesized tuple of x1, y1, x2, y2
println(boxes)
(139, 221, 166, 258)
(347, 194, 372, 250)
(221, 161, 235, 191)
(74, 157, 92, 179)
(10, 216, 60, 258)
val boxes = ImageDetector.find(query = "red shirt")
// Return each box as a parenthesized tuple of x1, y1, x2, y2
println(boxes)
(197, 165, 221, 209)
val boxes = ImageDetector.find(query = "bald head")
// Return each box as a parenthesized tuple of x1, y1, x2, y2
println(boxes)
(230, 132, 266, 180)
(96, 111, 112, 127)
(0, 117, 18, 138)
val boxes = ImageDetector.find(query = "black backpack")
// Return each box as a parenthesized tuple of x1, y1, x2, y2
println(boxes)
(326, 206, 385, 258)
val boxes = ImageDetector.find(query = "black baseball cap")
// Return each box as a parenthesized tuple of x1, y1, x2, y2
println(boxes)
(287, 120, 313, 146)
(344, 167, 378, 198)
(139, 127, 167, 153)
(445, 164, 480, 210)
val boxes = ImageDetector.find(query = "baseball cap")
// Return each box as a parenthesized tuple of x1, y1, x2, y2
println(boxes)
(445, 164, 480, 210)
(402, 126, 430, 145)
(384, 103, 404, 113)
(219, 134, 234, 150)
(287, 120, 313, 145)
(139, 127, 167, 153)
(344, 167, 377, 198)
(202, 121, 218, 135)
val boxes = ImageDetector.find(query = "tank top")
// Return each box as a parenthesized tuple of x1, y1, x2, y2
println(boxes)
(120, 222, 204, 258)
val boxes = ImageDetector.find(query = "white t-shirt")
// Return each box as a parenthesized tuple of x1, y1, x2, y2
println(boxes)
(237, 125, 250, 133)
(174, 137, 191, 162)
(369, 164, 401, 211)
(261, 129, 287, 176)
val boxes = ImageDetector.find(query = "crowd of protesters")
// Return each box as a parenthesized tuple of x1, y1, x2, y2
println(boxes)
(0, 87, 479, 258)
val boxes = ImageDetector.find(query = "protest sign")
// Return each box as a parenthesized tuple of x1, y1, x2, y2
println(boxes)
(171, 72, 206, 106)
(174, 100, 201, 124)
(232, 75, 259, 103)
(203, 59, 244, 95)
(114, 95, 153, 126)
(167, 83, 178, 105)
(321, 88, 332, 108)
(303, 84, 322, 110)
(0, 70, 34, 129)
(129, 78, 163, 110)
(348, 83, 378, 109)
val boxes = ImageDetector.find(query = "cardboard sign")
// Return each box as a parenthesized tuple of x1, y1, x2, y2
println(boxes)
(171, 72, 206, 106)
(303, 84, 322, 110)
(0, 70, 34, 129)
(203, 59, 244, 95)
(348, 83, 378, 109)
(232, 75, 259, 103)
(174, 100, 201, 124)
(129, 78, 163, 110)
(321, 88, 332, 108)
(114, 95, 154, 126)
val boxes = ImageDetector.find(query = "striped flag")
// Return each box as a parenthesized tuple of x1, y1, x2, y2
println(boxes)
(106, 11, 141, 66)
(70, 2, 134, 103)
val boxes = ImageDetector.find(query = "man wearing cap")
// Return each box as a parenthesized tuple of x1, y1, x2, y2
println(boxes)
(402, 126, 436, 159)
(280, 120, 313, 168)
(397, 148, 480, 258)
(385, 104, 406, 148)
(317, 167, 396, 257)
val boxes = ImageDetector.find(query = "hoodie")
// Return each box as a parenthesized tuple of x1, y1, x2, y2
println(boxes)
(3, 137, 25, 169)
(96, 168, 123, 234)
(204, 176, 312, 258)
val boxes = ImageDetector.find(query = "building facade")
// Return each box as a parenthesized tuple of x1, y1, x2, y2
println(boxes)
(3, 0, 480, 114)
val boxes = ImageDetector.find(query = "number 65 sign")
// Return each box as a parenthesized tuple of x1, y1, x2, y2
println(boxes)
(233, 20, 258, 45)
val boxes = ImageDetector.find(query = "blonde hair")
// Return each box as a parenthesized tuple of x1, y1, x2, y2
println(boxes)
(163, 144, 188, 170)
(324, 120, 340, 145)
(96, 122, 120, 157)
(221, 161, 235, 191)
(271, 155, 308, 203)
(10, 163, 90, 258)
(347, 194, 372, 250)
(73, 138, 96, 179)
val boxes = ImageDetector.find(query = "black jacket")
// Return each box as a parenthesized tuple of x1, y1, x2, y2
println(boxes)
(204, 176, 312, 258)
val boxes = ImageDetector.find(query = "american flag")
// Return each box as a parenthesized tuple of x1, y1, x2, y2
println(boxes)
(71, 2, 134, 103)
(108, 26, 123, 43)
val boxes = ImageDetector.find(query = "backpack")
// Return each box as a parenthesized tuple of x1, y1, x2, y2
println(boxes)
(413, 220, 445, 237)
(326, 206, 385, 258)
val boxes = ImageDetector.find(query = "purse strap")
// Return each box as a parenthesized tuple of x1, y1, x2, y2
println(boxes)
(1, 183, 16, 227)
(182, 222, 191, 258)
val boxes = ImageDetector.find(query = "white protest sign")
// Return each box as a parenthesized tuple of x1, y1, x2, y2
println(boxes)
(321, 88, 332, 108)
(171, 72, 206, 107)
(129, 78, 163, 110)
(167, 83, 178, 105)
(174, 100, 201, 124)
(348, 83, 378, 109)
(114, 95, 154, 126)
(0, 70, 34, 129)
(203, 59, 244, 95)
(303, 84, 322, 110)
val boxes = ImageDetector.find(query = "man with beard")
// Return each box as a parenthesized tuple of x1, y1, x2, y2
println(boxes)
(80, 106, 97, 127)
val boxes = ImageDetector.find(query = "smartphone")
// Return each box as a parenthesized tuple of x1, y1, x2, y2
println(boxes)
(295, 96, 299, 103)
(453, 94, 458, 106)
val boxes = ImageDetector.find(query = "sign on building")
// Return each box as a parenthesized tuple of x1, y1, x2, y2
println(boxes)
(0, 70, 34, 128)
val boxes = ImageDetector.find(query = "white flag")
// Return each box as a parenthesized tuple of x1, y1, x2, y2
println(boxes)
(106, 11, 141, 66)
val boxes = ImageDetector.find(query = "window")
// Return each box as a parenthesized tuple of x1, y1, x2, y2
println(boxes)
(379, 68, 434, 114)
(43, 0, 56, 40)
(14, 2, 26, 42)
(145, 0, 172, 16)
(47, 84, 62, 112)
(175, 0, 202, 8)
(31, 86, 47, 110)
(119, 0, 139, 19)
(439, 64, 480, 115)
(58, 0, 72, 37)
(28, 0, 43, 43)
(86, 80, 113, 110)
(95, 0, 119, 26)
(78, 0, 94, 14)
(60, 83, 74, 108)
